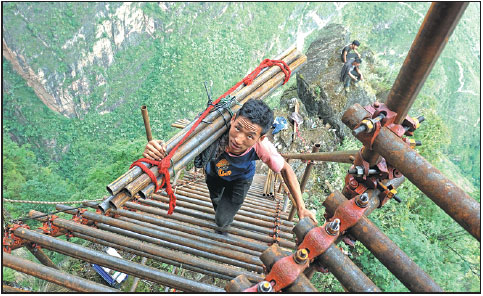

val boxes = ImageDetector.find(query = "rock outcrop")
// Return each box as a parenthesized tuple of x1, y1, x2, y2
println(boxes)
(296, 23, 377, 140)
(2, 2, 157, 118)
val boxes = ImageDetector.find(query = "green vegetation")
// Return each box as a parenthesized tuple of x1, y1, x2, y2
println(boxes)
(2, 2, 480, 292)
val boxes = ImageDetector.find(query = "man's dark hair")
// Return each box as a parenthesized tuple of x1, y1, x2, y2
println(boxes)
(352, 40, 360, 46)
(354, 58, 362, 64)
(236, 99, 274, 135)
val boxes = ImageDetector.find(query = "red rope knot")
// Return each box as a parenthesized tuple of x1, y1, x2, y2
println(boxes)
(242, 59, 291, 86)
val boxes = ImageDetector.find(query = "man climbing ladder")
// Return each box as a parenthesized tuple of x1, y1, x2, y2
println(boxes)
(144, 99, 317, 234)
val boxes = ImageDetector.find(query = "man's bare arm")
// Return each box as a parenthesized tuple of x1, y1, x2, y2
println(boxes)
(279, 161, 317, 223)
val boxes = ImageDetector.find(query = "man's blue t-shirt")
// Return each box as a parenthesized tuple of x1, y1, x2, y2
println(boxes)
(205, 149, 259, 181)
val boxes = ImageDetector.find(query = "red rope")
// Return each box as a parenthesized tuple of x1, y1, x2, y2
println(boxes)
(131, 59, 291, 215)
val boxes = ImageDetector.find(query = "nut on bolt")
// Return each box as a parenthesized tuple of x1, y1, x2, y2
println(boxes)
(258, 281, 273, 292)
(325, 218, 340, 236)
(294, 248, 309, 264)
(355, 193, 369, 208)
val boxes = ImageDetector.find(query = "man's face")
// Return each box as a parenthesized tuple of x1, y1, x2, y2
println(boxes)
(353, 62, 360, 67)
(227, 115, 264, 155)
(352, 44, 358, 50)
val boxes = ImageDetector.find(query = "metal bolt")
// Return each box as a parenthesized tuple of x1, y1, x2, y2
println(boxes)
(355, 193, 369, 208)
(294, 248, 309, 264)
(326, 219, 340, 236)
(258, 281, 273, 292)
(349, 179, 359, 189)
(373, 101, 380, 108)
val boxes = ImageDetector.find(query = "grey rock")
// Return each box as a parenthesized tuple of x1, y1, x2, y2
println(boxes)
(296, 23, 377, 140)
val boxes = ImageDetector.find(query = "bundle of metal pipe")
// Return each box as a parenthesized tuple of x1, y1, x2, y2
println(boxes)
(104, 46, 307, 211)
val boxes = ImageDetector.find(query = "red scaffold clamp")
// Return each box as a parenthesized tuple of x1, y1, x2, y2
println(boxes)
(3, 222, 30, 253)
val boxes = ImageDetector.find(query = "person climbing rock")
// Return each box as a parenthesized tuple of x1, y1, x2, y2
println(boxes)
(143, 99, 317, 234)
(341, 40, 361, 63)
(340, 57, 363, 93)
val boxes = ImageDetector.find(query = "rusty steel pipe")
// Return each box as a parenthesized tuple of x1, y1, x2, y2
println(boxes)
(385, 2, 468, 124)
(150, 193, 293, 233)
(108, 191, 132, 210)
(115, 215, 261, 257)
(282, 150, 357, 164)
(13, 228, 225, 292)
(136, 55, 307, 199)
(106, 163, 152, 196)
(112, 207, 269, 253)
(259, 244, 318, 292)
(25, 243, 58, 269)
(324, 190, 443, 292)
(301, 146, 321, 191)
(343, 104, 480, 240)
(288, 144, 321, 221)
(49, 208, 264, 271)
(153, 192, 294, 227)
(176, 186, 282, 211)
(129, 257, 147, 292)
(122, 201, 296, 249)
(135, 198, 293, 240)
(2, 285, 31, 292)
(72, 231, 232, 281)
(56, 203, 261, 257)
(28, 210, 262, 285)
(78, 202, 271, 253)
(95, 223, 263, 273)
(319, 244, 381, 292)
(3, 252, 119, 292)
(293, 218, 380, 292)
(373, 127, 480, 240)
(141, 105, 153, 142)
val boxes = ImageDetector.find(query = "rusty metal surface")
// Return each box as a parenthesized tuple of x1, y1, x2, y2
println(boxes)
(319, 244, 381, 292)
(373, 127, 480, 241)
(343, 103, 480, 240)
(141, 105, 153, 142)
(3, 252, 119, 292)
(324, 190, 443, 292)
(144, 194, 293, 233)
(122, 200, 297, 249)
(72, 231, 232, 281)
(282, 150, 357, 164)
(288, 144, 321, 221)
(385, 2, 469, 124)
(14, 219, 234, 292)
(292, 217, 380, 292)
(2, 285, 31, 293)
(25, 243, 58, 269)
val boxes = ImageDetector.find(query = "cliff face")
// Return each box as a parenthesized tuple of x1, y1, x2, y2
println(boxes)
(296, 23, 377, 140)
(2, 2, 157, 118)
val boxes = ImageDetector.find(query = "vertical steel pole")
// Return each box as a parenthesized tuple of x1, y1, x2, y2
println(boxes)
(385, 2, 469, 124)
(288, 144, 320, 221)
